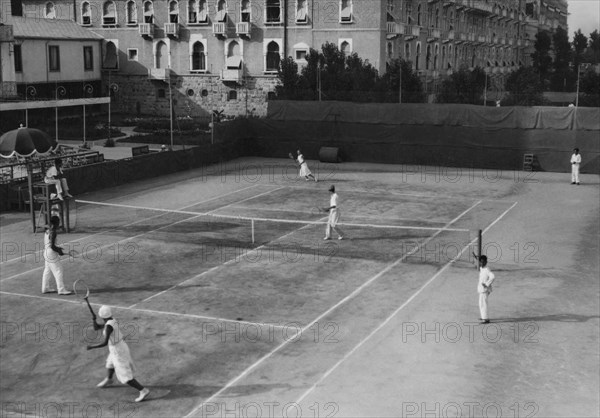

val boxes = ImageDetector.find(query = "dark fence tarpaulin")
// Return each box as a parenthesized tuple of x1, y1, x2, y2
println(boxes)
(259, 101, 599, 174)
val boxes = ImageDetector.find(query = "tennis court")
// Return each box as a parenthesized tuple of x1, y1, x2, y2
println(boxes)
(1, 157, 598, 418)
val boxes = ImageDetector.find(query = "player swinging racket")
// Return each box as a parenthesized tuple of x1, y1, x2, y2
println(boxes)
(86, 305, 150, 402)
(290, 149, 317, 182)
(323, 185, 344, 240)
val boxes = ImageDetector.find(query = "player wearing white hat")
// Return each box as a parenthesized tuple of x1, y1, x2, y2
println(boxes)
(41, 216, 73, 295)
(87, 306, 150, 402)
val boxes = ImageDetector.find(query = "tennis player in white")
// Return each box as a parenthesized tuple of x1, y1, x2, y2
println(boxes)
(42, 216, 73, 295)
(570, 148, 581, 185)
(87, 306, 150, 402)
(474, 255, 495, 324)
(324, 185, 344, 240)
(296, 150, 317, 182)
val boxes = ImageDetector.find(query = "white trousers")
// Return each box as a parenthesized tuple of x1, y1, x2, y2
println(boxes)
(325, 209, 344, 239)
(479, 292, 489, 320)
(571, 164, 580, 183)
(44, 178, 69, 195)
(42, 258, 67, 293)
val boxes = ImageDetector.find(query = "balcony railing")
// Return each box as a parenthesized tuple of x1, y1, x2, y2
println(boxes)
(221, 68, 242, 82)
(148, 68, 171, 81)
(236, 22, 251, 36)
(442, 30, 455, 42)
(427, 28, 440, 41)
(139, 23, 153, 38)
(164, 23, 179, 38)
(387, 22, 405, 35)
(404, 25, 421, 40)
(213, 22, 226, 36)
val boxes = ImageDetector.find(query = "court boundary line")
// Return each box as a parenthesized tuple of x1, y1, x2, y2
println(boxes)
(0, 290, 290, 330)
(183, 199, 484, 417)
(1, 185, 273, 281)
(294, 201, 519, 404)
(0, 184, 263, 266)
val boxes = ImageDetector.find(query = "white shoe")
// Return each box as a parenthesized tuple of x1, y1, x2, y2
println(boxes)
(97, 378, 113, 388)
(338, 236, 344, 240)
(135, 388, 150, 402)
(65, 193, 74, 198)
(314, 178, 318, 183)
(324, 237, 331, 240)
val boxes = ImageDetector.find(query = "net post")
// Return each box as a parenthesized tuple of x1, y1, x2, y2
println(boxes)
(251, 219, 255, 244)
(477, 229, 482, 270)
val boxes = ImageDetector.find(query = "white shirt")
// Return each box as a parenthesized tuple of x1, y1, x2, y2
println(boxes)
(45, 166, 62, 179)
(297, 154, 306, 165)
(330, 193, 339, 209)
(570, 154, 581, 165)
(477, 267, 495, 294)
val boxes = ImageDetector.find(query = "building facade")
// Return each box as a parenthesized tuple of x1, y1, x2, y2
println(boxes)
(12, 0, 568, 116)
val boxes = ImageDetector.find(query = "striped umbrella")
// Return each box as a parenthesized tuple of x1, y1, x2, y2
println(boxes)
(0, 126, 57, 158)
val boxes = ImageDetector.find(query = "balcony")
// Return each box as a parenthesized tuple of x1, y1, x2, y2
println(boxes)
(164, 23, 179, 38)
(477, 35, 486, 44)
(508, 38, 513, 46)
(221, 68, 242, 83)
(427, 28, 441, 42)
(213, 22, 226, 36)
(148, 68, 171, 81)
(404, 25, 421, 40)
(139, 23, 153, 38)
(0, 24, 14, 42)
(236, 22, 251, 37)
(442, 30, 454, 43)
(517, 39, 522, 47)
(467, 33, 475, 43)
(386, 22, 405, 36)
(500, 37, 506, 45)
(457, 32, 467, 43)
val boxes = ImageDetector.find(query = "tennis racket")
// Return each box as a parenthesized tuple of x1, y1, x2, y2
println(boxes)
(73, 279, 96, 320)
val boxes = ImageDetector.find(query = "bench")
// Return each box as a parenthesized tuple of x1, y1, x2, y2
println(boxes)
(132, 145, 150, 157)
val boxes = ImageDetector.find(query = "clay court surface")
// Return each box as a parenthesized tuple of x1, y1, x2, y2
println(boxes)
(1, 157, 598, 418)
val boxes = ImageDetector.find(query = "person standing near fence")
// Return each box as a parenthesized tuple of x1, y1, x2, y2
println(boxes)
(570, 148, 581, 185)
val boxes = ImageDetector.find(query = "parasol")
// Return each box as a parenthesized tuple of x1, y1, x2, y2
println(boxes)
(0, 126, 57, 158)
(0, 126, 58, 232)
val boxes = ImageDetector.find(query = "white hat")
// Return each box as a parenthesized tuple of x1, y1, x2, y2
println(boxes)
(98, 305, 112, 319)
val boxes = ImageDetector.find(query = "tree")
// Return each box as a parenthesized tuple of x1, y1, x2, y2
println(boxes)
(275, 56, 301, 100)
(578, 70, 600, 107)
(572, 29, 588, 70)
(503, 66, 545, 106)
(383, 58, 425, 103)
(531, 31, 552, 83)
(551, 26, 574, 91)
(437, 66, 486, 104)
(583, 30, 600, 64)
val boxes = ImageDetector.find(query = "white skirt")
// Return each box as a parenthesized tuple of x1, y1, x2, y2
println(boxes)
(299, 162, 312, 177)
(328, 208, 340, 227)
(105, 340, 135, 383)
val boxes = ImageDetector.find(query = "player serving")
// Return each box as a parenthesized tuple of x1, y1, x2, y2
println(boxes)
(86, 305, 150, 402)
(289, 149, 317, 182)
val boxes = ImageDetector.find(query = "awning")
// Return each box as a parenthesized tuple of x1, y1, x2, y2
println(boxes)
(226, 56, 242, 69)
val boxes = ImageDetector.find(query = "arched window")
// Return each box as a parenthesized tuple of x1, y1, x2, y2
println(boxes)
(45, 2, 56, 18)
(241, 0, 251, 22)
(417, 4, 421, 26)
(266, 0, 281, 23)
(144, 1, 154, 23)
(103, 1, 117, 25)
(296, 0, 307, 23)
(191, 41, 206, 71)
(387, 42, 393, 59)
(169, 0, 179, 22)
(340, 41, 350, 56)
(103, 41, 118, 69)
(340, 0, 352, 22)
(425, 45, 431, 70)
(81, 1, 91, 24)
(127, 0, 137, 24)
(155, 41, 167, 69)
(435, 8, 439, 28)
(266, 41, 280, 71)
(416, 43, 421, 70)
(216, 0, 227, 22)
(404, 43, 411, 61)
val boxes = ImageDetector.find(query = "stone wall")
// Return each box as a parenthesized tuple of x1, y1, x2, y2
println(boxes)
(107, 73, 278, 118)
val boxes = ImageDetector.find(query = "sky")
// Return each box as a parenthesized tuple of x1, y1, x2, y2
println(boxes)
(567, 0, 600, 39)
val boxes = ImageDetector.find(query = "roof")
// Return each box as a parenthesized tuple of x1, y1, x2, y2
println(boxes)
(10, 17, 103, 40)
